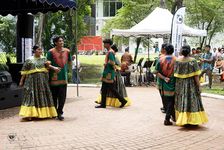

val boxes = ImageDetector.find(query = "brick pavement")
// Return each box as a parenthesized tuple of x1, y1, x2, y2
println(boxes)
(0, 87, 224, 150)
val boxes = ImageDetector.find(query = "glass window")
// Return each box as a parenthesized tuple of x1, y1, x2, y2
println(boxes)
(110, 2, 115, 16)
(103, 2, 109, 17)
(103, 0, 123, 17)
(117, 2, 122, 10)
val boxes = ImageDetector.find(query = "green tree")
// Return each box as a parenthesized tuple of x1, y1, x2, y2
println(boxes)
(102, 0, 159, 37)
(0, 16, 16, 54)
(35, 0, 91, 54)
(185, 0, 224, 47)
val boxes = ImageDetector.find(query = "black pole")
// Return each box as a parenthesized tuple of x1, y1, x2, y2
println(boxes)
(16, 14, 34, 63)
(75, 4, 79, 97)
(148, 36, 150, 61)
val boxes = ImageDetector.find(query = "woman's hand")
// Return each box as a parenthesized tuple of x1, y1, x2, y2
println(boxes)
(19, 81, 24, 87)
(164, 77, 170, 83)
(53, 66, 61, 73)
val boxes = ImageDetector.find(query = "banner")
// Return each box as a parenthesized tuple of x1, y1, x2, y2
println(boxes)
(171, 7, 186, 56)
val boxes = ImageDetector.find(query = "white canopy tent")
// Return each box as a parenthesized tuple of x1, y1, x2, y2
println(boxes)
(111, 7, 207, 37)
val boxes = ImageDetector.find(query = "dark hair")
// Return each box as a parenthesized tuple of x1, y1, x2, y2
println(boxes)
(53, 35, 64, 45)
(125, 47, 129, 52)
(196, 47, 201, 50)
(205, 45, 211, 49)
(111, 44, 118, 52)
(181, 45, 191, 57)
(165, 44, 174, 55)
(161, 43, 167, 49)
(103, 39, 113, 45)
(32, 45, 40, 53)
(192, 48, 196, 51)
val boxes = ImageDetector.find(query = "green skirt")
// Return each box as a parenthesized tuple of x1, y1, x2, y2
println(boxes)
(175, 77, 208, 126)
(19, 72, 57, 118)
(96, 71, 131, 107)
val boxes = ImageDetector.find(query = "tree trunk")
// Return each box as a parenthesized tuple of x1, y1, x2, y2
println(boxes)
(36, 13, 45, 47)
(160, 0, 166, 8)
(171, 0, 183, 14)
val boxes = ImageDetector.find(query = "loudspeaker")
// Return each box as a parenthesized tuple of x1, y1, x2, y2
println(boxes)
(0, 87, 23, 110)
(0, 71, 12, 89)
(8, 63, 23, 85)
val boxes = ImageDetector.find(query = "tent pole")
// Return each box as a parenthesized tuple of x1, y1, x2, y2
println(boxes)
(148, 36, 150, 61)
(75, 4, 79, 97)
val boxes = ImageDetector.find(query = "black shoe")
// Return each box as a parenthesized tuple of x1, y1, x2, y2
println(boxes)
(57, 114, 64, 121)
(95, 105, 106, 108)
(160, 107, 166, 113)
(171, 116, 176, 122)
(164, 120, 173, 126)
(120, 100, 127, 108)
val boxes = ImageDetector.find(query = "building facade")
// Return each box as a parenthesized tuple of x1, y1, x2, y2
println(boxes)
(95, 0, 122, 36)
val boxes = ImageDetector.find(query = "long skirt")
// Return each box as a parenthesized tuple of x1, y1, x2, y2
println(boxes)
(175, 77, 208, 126)
(19, 72, 57, 118)
(96, 71, 131, 107)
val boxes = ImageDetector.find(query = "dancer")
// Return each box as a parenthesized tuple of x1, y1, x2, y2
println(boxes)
(174, 45, 208, 126)
(95, 39, 127, 108)
(96, 44, 131, 107)
(155, 44, 176, 125)
(47, 35, 72, 120)
(19, 45, 57, 120)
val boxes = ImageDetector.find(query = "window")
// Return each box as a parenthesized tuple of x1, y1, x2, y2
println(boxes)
(103, 0, 122, 17)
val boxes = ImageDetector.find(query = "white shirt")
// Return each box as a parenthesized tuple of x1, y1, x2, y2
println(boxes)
(72, 59, 80, 69)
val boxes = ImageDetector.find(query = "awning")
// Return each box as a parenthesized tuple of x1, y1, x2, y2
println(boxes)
(0, 0, 76, 16)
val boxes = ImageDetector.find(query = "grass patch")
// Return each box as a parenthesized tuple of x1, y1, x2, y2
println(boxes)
(202, 83, 224, 96)
(0, 53, 158, 84)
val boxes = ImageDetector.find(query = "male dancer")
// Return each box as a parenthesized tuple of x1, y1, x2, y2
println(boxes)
(95, 39, 127, 108)
(47, 35, 72, 120)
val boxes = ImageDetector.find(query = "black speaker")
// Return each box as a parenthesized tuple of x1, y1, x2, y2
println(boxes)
(0, 71, 12, 89)
(0, 87, 23, 110)
(8, 63, 23, 85)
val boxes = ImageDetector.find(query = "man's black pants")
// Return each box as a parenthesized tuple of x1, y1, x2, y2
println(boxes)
(164, 96, 175, 121)
(50, 84, 67, 115)
(101, 82, 126, 107)
(159, 89, 166, 111)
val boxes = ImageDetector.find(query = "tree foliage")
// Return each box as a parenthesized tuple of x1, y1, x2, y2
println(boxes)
(102, 0, 159, 37)
(185, 0, 224, 47)
(102, 0, 224, 47)
(0, 16, 16, 54)
(35, 0, 92, 54)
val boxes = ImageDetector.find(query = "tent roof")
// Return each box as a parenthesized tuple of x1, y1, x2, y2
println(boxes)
(111, 7, 207, 37)
(0, 0, 76, 16)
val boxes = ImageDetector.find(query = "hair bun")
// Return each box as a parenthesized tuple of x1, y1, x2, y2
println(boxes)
(181, 45, 191, 57)
(32, 45, 39, 51)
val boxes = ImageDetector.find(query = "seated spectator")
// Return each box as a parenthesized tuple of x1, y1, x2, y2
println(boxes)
(120, 47, 133, 86)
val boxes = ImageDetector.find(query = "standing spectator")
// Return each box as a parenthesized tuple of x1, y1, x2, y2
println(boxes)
(72, 55, 81, 84)
(199, 45, 213, 89)
(174, 45, 208, 126)
(47, 35, 72, 121)
(155, 44, 176, 125)
(120, 47, 133, 86)
(95, 39, 127, 109)
(19, 45, 57, 120)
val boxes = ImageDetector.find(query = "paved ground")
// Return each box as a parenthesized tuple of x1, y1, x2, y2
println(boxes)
(0, 86, 224, 150)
